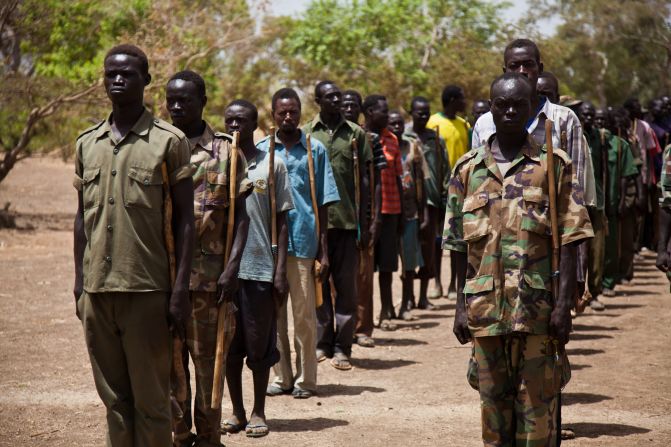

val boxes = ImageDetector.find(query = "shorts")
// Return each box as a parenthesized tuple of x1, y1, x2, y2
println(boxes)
(400, 218, 424, 272)
(375, 213, 400, 273)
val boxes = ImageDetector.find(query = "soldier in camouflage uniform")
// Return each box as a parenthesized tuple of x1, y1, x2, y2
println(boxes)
(657, 142, 671, 291)
(445, 73, 593, 446)
(166, 71, 252, 447)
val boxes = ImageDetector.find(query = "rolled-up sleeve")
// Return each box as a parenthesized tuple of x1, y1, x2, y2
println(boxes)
(167, 137, 193, 185)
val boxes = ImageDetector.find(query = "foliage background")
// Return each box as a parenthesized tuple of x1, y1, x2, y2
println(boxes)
(1, 0, 670, 179)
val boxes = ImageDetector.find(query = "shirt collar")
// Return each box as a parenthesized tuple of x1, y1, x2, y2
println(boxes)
(272, 129, 308, 151)
(95, 108, 153, 141)
(526, 96, 550, 133)
(190, 121, 215, 153)
(311, 113, 348, 133)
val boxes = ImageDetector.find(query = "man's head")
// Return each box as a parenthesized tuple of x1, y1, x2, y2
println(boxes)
(441, 85, 466, 115)
(166, 70, 207, 131)
(594, 108, 607, 129)
(271, 88, 302, 134)
(578, 101, 596, 131)
(341, 89, 363, 123)
(649, 98, 665, 121)
(224, 99, 258, 141)
(410, 96, 431, 130)
(471, 99, 490, 124)
(661, 95, 671, 115)
(314, 80, 342, 115)
(503, 38, 543, 90)
(103, 44, 151, 105)
(362, 94, 389, 131)
(536, 71, 559, 103)
(608, 107, 630, 135)
(623, 97, 642, 120)
(387, 109, 405, 141)
(489, 72, 534, 136)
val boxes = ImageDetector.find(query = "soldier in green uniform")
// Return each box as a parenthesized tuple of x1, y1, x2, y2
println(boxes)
(657, 142, 671, 291)
(166, 70, 252, 447)
(602, 110, 639, 296)
(445, 73, 593, 446)
(73, 45, 195, 446)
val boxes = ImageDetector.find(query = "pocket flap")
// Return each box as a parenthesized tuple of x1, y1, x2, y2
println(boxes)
(523, 186, 547, 205)
(462, 193, 489, 212)
(463, 275, 495, 294)
(82, 167, 101, 185)
(206, 170, 228, 186)
(128, 166, 163, 186)
(523, 271, 550, 291)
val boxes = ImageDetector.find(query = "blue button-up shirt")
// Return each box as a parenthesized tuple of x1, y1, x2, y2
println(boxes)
(257, 131, 340, 259)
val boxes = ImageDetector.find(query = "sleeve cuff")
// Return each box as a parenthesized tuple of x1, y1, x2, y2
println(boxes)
(169, 164, 194, 185)
(73, 175, 83, 191)
(443, 238, 467, 252)
(236, 178, 253, 197)
(560, 227, 594, 246)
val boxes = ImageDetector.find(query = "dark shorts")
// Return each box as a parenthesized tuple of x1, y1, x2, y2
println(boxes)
(375, 213, 400, 273)
(227, 280, 280, 372)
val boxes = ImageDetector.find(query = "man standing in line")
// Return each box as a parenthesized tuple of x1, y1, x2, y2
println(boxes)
(536, 71, 560, 104)
(305, 81, 373, 370)
(73, 45, 194, 446)
(447, 73, 593, 446)
(405, 96, 450, 310)
(166, 70, 252, 447)
(428, 85, 469, 300)
(342, 89, 363, 125)
(262, 88, 339, 399)
(363, 95, 404, 330)
(389, 109, 429, 320)
(656, 138, 671, 291)
(221, 100, 294, 438)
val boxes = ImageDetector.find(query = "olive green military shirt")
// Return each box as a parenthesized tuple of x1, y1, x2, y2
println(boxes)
(443, 136, 593, 336)
(74, 109, 192, 293)
(660, 143, 671, 209)
(404, 128, 451, 209)
(304, 115, 373, 230)
(605, 135, 638, 215)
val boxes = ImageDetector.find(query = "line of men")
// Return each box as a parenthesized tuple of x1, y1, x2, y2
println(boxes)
(72, 40, 671, 447)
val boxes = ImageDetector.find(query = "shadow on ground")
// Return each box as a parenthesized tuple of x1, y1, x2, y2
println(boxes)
(562, 392, 613, 405)
(375, 337, 428, 346)
(569, 364, 592, 371)
(566, 348, 605, 356)
(317, 384, 385, 397)
(270, 417, 349, 432)
(565, 422, 651, 438)
(396, 321, 440, 330)
(572, 324, 619, 332)
(351, 358, 417, 370)
(570, 333, 614, 341)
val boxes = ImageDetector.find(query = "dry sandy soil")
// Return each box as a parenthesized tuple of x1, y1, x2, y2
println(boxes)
(1, 157, 670, 446)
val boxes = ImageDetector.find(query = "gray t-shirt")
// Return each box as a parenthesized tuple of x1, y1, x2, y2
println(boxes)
(238, 150, 294, 283)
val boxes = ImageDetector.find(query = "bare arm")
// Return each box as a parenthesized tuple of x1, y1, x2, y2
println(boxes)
(369, 169, 382, 247)
(657, 207, 671, 272)
(452, 250, 470, 344)
(360, 162, 370, 246)
(273, 210, 289, 299)
(73, 191, 86, 319)
(550, 243, 577, 345)
(317, 204, 330, 282)
(218, 193, 250, 301)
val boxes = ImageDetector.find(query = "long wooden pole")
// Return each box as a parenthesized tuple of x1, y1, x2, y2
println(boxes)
(545, 120, 560, 302)
(352, 138, 361, 243)
(412, 139, 424, 223)
(211, 131, 240, 409)
(306, 134, 324, 307)
(433, 126, 444, 200)
(269, 127, 278, 263)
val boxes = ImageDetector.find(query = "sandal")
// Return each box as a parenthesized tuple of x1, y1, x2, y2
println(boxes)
(221, 418, 247, 434)
(245, 423, 269, 438)
(379, 319, 397, 331)
(266, 383, 292, 396)
(355, 335, 375, 348)
(330, 352, 352, 370)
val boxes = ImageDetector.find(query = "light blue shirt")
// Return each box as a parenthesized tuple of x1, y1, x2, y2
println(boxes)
(257, 131, 340, 259)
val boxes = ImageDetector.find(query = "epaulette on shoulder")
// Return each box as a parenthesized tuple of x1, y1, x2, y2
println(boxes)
(257, 134, 272, 145)
(551, 147, 572, 165)
(213, 132, 233, 142)
(76, 120, 104, 142)
(452, 148, 478, 173)
(152, 117, 186, 139)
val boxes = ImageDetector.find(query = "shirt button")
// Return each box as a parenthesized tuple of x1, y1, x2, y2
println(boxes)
(113, 148, 119, 154)
(111, 169, 117, 176)
(105, 256, 112, 262)
(107, 225, 113, 232)
(108, 197, 114, 205)
(143, 179, 149, 186)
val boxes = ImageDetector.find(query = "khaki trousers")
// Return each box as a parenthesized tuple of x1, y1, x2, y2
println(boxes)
(587, 209, 607, 298)
(355, 246, 375, 337)
(273, 256, 318, 392)
(79, 291, 172, 447)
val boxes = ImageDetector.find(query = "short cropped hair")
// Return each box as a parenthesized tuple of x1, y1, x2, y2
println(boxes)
(168, 70, 206, 98)
(342, 89, 363, 105)
(105, 44, 149, 77)
(362, 94, 386, 113)
(226, 99, 258, 122)
(271, 87, 301, 110)
(623, 97, 639, 110)
(504, 38, 541, 63)
(441, 85, 463, 108)
(490, 72, 533, 94)
(315, 80, 336, 98)
(410, 95, 430, 111)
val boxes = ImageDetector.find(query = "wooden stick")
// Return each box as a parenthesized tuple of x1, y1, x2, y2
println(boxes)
(211, 131, 240, 409)
(306, 134, 324, 308)
(616, 129, 622, 261)
(433, 126, 444, 200)
(352, 138, 361, 243)
(412, 139, 424, 222)
(269, 127, 278, 263)
(545, 120, 560, 302)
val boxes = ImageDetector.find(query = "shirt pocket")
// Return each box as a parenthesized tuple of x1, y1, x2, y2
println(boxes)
(81, 167, 101, 210)
(126, 166, 163, 212)
(520, 186, 550, 236)
(205, 170, 229, 208)
(462, 193, 491, 241)
(463, 274, 498, 323)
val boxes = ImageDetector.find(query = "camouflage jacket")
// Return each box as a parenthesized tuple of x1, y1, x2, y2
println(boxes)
(189, 123, 252, 292)
(443, 136, 593, 336)
(661, 143, 671, 209)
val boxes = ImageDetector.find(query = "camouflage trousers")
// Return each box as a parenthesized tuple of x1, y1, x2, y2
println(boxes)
(587, 209, 606, 298)
(173, 291, 236, 445)
(472, 334, 563, 447)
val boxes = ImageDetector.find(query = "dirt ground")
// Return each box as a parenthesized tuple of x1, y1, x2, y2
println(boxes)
(1, 156, 670, 447)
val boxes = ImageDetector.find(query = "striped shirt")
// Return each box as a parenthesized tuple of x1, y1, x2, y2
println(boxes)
(472, 98, 595, 208)
(379, 128, 403, 214)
